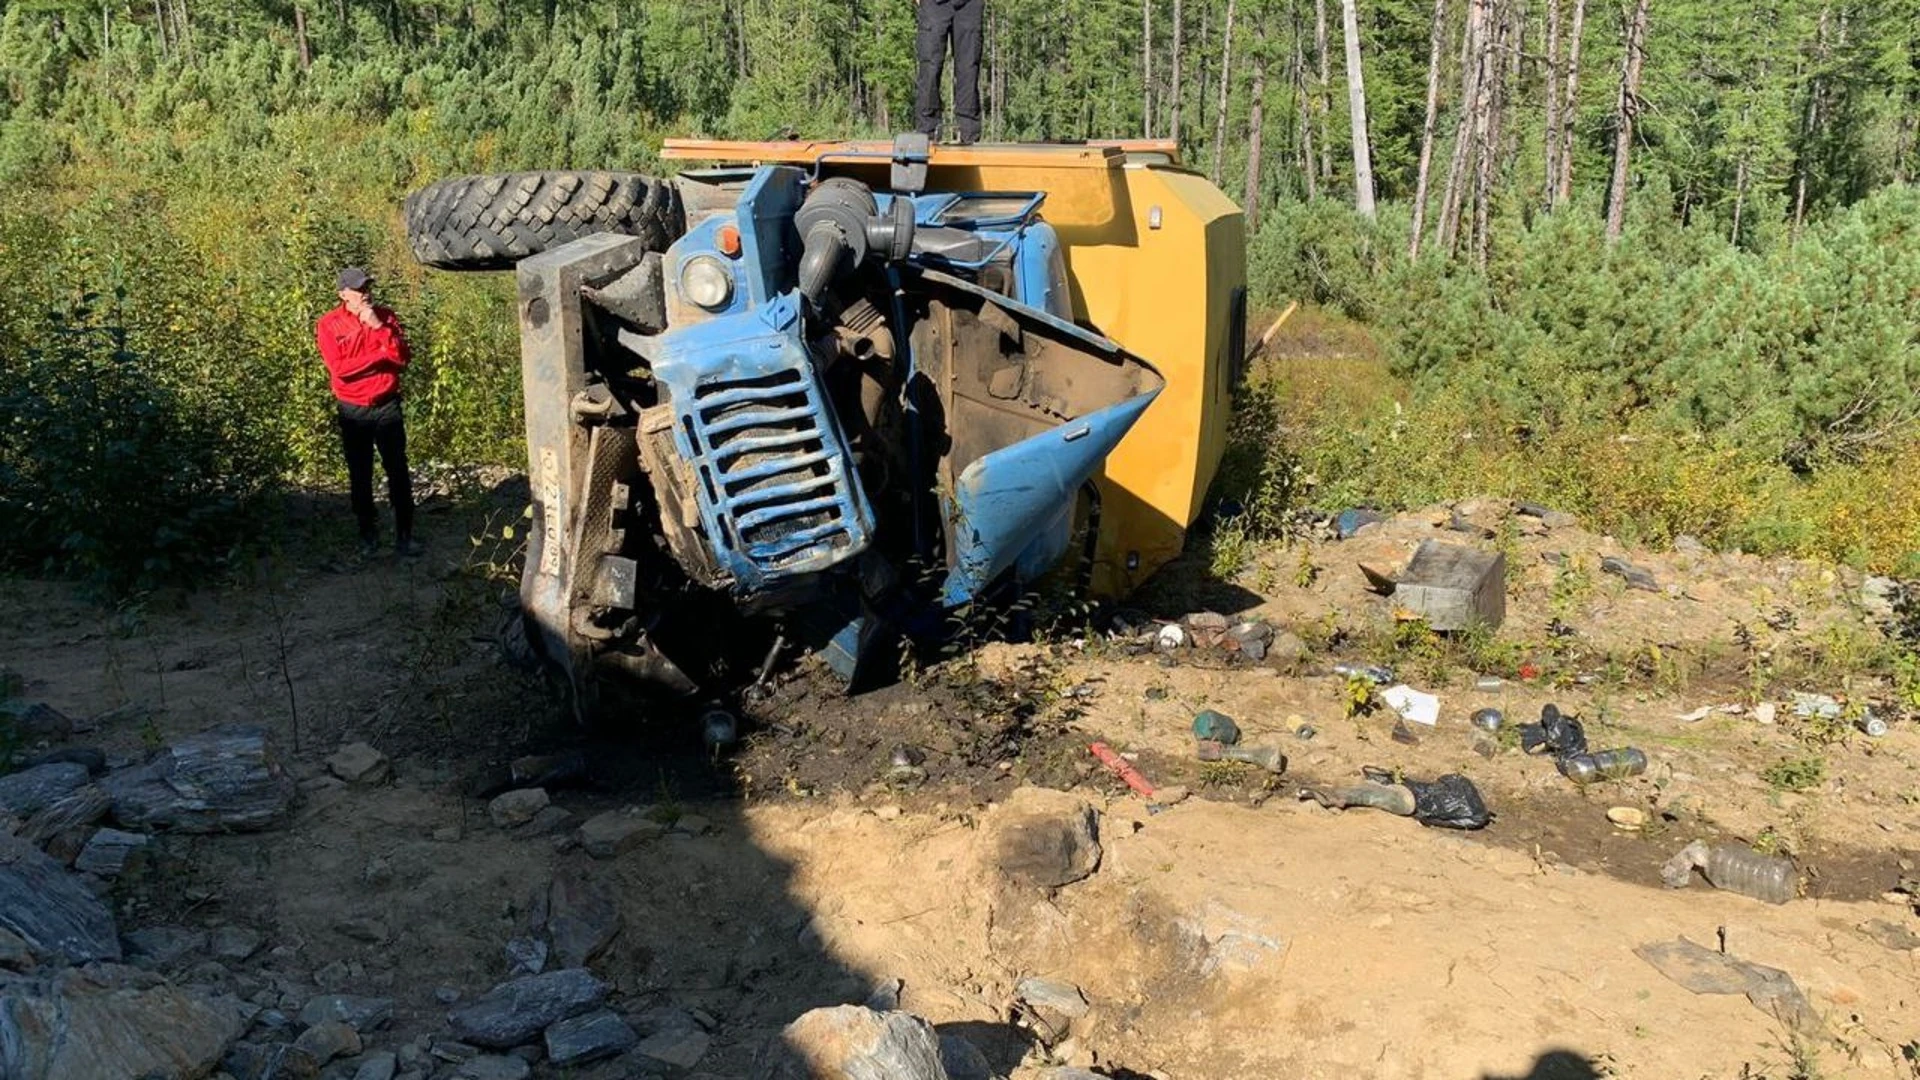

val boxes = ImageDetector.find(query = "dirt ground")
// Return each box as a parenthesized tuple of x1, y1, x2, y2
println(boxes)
(4, 489, 1919, 1079)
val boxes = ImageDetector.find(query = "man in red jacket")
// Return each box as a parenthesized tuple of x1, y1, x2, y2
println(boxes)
(315, 267, 420, 557)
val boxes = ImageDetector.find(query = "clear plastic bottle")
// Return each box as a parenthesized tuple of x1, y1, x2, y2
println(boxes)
(1662, 839, 1795, 904)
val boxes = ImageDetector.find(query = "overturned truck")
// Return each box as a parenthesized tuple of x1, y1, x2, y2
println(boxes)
(404, 137, 1245, 714)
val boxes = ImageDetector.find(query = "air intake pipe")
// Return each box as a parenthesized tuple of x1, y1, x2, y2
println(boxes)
(794, 178, 915, 305)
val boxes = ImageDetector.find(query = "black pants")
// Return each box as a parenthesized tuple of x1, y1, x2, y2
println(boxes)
(336, 399, 414, 543)
(915, 0, 983, 142)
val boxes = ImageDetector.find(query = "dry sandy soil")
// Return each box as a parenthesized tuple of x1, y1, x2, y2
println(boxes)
(3, 490, 1918, 1079)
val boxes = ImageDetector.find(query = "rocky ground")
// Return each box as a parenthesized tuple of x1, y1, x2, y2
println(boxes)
(2, 491, 1918, 1080)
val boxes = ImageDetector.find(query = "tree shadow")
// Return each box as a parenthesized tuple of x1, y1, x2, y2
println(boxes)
(1483, 1049, 1606, 1080)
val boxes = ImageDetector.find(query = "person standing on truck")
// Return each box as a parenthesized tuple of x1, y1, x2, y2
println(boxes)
(315, 266, 421, 558)
(914, 0, 984, 145)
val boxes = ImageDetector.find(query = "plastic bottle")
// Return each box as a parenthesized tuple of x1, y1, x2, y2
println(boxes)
(1661, 840, 1795, 904)
(1191, 709, 1241, 744)
(1856, 712, 1888, 738)
(1470, 707, 1504, 732)
(1556, 747, 1648, 784)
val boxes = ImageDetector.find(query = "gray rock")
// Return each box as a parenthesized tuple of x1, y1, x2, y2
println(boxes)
(333, 917, 390, 945)
(124, 925, 207, 968)
(1184, 611, 1230, 630)
(993, 804, 1101, 890)
(939, 1032, 997, 1080)
(546, 871, 621, 969)
(105, 725, 297, 833)
(545, 1008, 638, 1066)
(353, 1051, 398, 1080)
(1268, 631, 1308, 667)
(0, 762, 91, 818)
(297, 994, 393, 1033)
(765, 1006, 944, 1080)
(0, 700, 73, 742)
(0, 831, 121, 964)
(326, 743, 391, 786)
(212, 925, 266, 961)
(21, 747, 107, 775)
(503, 936, 547, 976)
(224, 1040, 322, 1080)
(577, 809, 664, 858)
(0, 962, 247, 1080)
(0, 927, 34, 971)
(433, 986, 462, 1005)
(509, 805, 574, 839)
(486, 789, 548, 830)
(456, 1055, 531, 1080)
(634, 1026, 712, 1069)
(445, 968, 609, 1049)
(293, 1019, 361, 1064)
(19, 784, 112, 845)
(1015, 977, 1088, 1045)
(75, 827, 151, 877)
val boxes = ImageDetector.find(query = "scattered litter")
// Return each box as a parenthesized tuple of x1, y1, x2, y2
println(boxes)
(1469, 707, 1504, 733)
(1381, 685, 1440, 727)
(1857, 919, 1920, 952)
(1391, 540, 1506, 631)
(1334, 508, 1385, 539)
(1190, 710, 1240, 745)
(1299, 768, 1489, 830)
(1195, 740, 1286, 774)
(1856, 711, 1888, 738)
(1155, 624, 1188, 651)
(1474, 675, 1504, 691)
(1333, 663, 1394, 685)
(1753, 701, 1777, 725)
(1226, 621, 1275, 661)
(1520, 704, 1648, 785)
(1791, 692, 1842, 719)
(1676, 706, 1714, 723)
(1292, 722, 1317, 741)
(1607, 807, 1648, 831)
(1390, 719, 1421, 746)
(1600, 555, 1660, 592)
(1660, 840, 1795, 904)
(1089, 743, 1158, 801)
(1634, 938, 1821, 1035)
(1559, 748, 1648, 785)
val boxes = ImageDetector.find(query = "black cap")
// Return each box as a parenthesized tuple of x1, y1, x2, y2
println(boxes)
(336, 266, 373, 291)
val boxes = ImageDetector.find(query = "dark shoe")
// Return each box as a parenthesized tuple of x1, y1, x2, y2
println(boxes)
(395, 537, 424, 558)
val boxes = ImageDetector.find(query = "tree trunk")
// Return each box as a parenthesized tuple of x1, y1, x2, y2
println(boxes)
(1791, 6, 1831, 242)
(1730, 154, 1748, 243)
(294, 4, 312, 70)
(1211, 0, 1238, 185)
(1295, 2, 1319, 199)
(1339, 0, 1376, 217)
(1554, 0, 1586, 205)
(1314, 0, 1333, 183)
(1895, 92, 1917, 184)
(1408, 0, 1447, 256)
(1245, 35, 1268, 229)
(1170, 0, 1184, 143)
(1143, 0, 1154, 137)
(1604, 0, 1649, 242)
(1438, 0, 1489, 254)
(1543, 0, 1562, 207)
(153, 0, 168, 59)
(1472, 0, 1511, 265)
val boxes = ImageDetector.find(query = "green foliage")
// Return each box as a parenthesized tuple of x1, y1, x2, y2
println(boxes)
(1761, 755, 1828, 793)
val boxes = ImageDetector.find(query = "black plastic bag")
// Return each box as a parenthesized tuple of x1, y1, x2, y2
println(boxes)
(1520, 703, 1588, 759)
(1404, 773, 1491, 830)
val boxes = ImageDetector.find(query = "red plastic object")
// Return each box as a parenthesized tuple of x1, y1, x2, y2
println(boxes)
(1089, 742, 1157, 799)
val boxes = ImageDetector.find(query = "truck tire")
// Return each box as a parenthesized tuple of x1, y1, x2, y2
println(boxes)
(403, 171, 683, 271)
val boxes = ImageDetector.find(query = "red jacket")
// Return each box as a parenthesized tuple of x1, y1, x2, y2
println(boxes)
(316, 304, 411, 406)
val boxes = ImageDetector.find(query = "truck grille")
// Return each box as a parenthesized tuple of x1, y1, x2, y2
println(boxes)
(685, 368, 865, 580)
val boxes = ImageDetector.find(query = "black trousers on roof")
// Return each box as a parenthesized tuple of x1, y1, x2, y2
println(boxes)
(915, 0, 983, 142)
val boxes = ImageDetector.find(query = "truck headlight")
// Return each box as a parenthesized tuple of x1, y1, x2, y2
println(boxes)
(680, 255, 734, 310)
